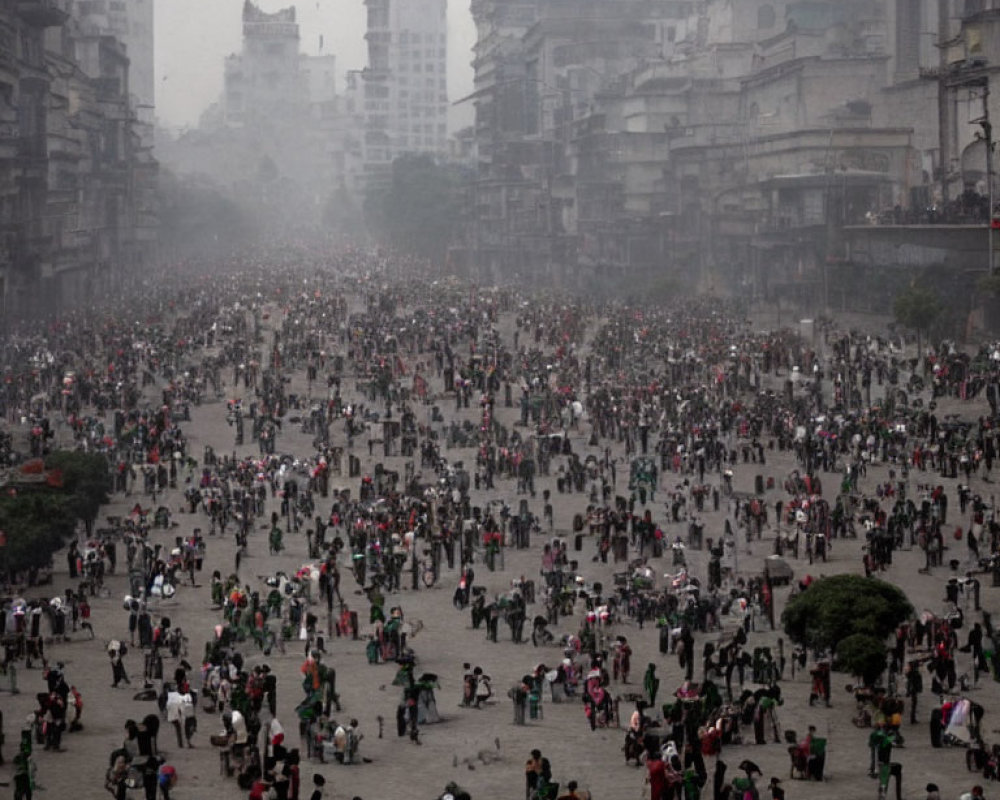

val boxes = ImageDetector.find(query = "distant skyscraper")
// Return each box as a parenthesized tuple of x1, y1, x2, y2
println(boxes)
(165, 1, 352, 231)
(362, 0, 449, 177)
(223, 1, 304, 128)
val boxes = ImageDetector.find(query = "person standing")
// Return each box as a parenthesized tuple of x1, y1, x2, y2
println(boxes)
(67, 541, 79, 580)
(968, 622, 988, 678)
(308, 774, 326, 800)
(165, 687, 184, 748)
(526, 749, 552, 799)
(157, 763, 176, 800)
(557, 781, 585, 800)
(645, 750, 667, 800)
(13, 747, 32, 800)
(906, 660, 923, 724)
(263, 664, 278, 718)
(109, 642, 131, 688)
(644, 663, 659, 707)
(181, 689, 196, 747)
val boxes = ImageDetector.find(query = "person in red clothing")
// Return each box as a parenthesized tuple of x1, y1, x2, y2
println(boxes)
(647, 752, 667, 800)
(249, 777, 273, 800)
(287, 749, 300, 800)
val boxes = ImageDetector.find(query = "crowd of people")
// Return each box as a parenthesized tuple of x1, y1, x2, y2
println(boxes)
(0, 245, 999, 800)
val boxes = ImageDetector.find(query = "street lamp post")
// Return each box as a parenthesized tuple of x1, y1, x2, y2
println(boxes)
(969, 77, 996, 276)
(982, 81, 995, 275)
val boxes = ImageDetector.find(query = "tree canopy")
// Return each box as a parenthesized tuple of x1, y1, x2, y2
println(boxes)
(364, 154, 464, 261)
(45, 451, 111, 534)
(893, 285, 941, 334)
(0, 490, 77, 573)
(834, 633, 889, 687)
(781, 574, 912, 654)
(0, 451, 111, 576)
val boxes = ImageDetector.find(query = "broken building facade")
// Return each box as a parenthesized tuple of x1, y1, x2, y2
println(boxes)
(462, 0, 1000, 306)
(160, 1, 360, 237)
(0, 0, 157, 320)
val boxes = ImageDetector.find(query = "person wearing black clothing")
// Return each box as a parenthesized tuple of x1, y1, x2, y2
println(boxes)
(263, 665, 277, 717)
(308, 773, 326, 800)
(905, 661, 923, 724)
(968, 623, 988, 676)
(525, 749, 552, 798)
(140, 755, 163, 800)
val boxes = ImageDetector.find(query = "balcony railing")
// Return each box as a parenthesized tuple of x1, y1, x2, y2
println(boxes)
(16, 0, 68, 28)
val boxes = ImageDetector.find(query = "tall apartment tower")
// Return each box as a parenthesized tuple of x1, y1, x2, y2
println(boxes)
(224, 1, 304, 128)
(362, 0, 448, 178)
(73, 0, 155, 123)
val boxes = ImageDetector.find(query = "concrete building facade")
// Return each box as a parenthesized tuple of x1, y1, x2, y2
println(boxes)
(73, 0, 154, 126)
(462, 0, 1000, 310)
(161, 1, 356, 235)
(0, 0, 155, 319)
(362, 0, 449, 183)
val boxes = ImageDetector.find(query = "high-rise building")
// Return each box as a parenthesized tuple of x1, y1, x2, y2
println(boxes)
(223, 1, 304, 128)
(73, 0, 155, 123)
(161, 1, 356, 233)
(362, 0, 449, 180)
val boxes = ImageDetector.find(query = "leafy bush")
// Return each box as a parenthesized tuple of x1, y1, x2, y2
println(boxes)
(781, 574, 912, 653)
(835, 633, 889, 687)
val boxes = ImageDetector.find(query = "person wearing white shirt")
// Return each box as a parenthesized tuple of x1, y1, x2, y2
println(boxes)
(165, 689, 184, 748)
(181, 691, 196, 747)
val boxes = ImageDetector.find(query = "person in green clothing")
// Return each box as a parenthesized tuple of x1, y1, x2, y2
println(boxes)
(869, 722, 895, 777)
(644, 663, 659, 706)
(269, 524, 284, 554)
(869, 721, 903, 800)
(13, 748, 32, 800)
(757, 694, 781, 744)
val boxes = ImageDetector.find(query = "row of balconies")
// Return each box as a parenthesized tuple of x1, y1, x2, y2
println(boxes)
(16, 0, 68, 29)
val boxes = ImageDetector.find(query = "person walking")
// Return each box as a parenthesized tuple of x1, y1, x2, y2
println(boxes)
(182, 689, 196, 747)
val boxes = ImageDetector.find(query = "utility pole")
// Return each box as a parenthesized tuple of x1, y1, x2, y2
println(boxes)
(975, 83, 994, 274)
(983, 78, 994, 275)
(938, 0, 952, 204)
(986, 84, 995, 275)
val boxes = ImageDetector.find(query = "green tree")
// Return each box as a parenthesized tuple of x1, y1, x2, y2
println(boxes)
(781, 574, 912, 654)
(0, 450, 112, 578)
(157, 168, 254, 259)
(977, 273, 1000, 297)
(365, 154, 464, 260)
(45, 451, 111, 536)
(893, 284, 941, 366)
(0, 491, 77, 575)
(835, 633, 889, 687)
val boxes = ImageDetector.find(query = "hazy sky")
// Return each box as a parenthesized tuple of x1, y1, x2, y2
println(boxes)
(154, 0, 476, 131)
